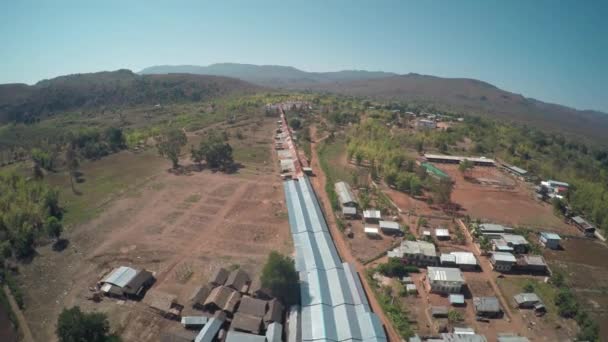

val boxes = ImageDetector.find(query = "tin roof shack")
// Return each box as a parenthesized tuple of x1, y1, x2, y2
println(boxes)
(99, 266, 155, 299)
(449, 294, 465, 306)
(426, 267, 465, 294)
(473, 297, 502, 318)
(264, 298, 284, 326)
(415, 119, 437, 130)
(231, 312, 263, 334)
(379, 220, 401, 235)
(364, 227, 380, 238)
(571, 216, 596, 237)
(286, 305, 300, 342)
(513, 293, 541, 309)
(195, 313, 225, 342)
(181, 316, 208, 329)
(497, 334, 530, 342)
(490, 252, 516, 272)
(503, 164, 529, 180)
(431, 306, 449, 318)
(335, 182, 358, 208)
(188, 285, 211, 310)
(225, 331, 266, 342)
(342, 206, 357, 219)
(203, 286, 241, 316)
(539, 232, 561, 249)
(238, 296, 267, 318)
(477, 223, 514, 239)
(225, 269, 250, 293)
(388, 240, 439, 267)
(516, 255, 548, 274)
(424, 154, 496, 167)
(495, 234, 529, 254)
(266, 322, 282, 342)
(210, 268, 229, 287)
(443, 252, 478, 271)
(435, 228, 450, 240)
(363, 209, 382, 224)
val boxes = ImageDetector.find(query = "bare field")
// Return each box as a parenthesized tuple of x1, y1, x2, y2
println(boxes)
(436, 164, 574, 234)
(16, 117, 292, 341)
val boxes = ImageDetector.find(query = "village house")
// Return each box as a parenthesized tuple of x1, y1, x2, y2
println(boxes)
(571, 216, 596, 237)
(490, 252, 517, 272)
(473, 296, 502, 318)
(492, 234, 529, 254)
(363, 209, 382, 224)
(517, 255, 548, 273)
(341, 206, 357, 219)
(477, 223, 514, 239)
(426, 267, 465, 294)
(513, 293, 541, 309)
(388, 240, 439, 267)
(435, 228, 450, 240)
(415, 119, 437, 130)
(379, 220, 401, 235)
(99, 266, 155, 299)
(539, 232, 561, 249)
(440, 252, 478, 271)
(335, 181, 358, 208)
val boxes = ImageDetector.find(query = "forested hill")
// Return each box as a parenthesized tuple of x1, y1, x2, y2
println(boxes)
(140, 64, 608, 145)
(0, 70, 262, 124)
(139, 63, 397, 87)
(303, 74, 608, 145)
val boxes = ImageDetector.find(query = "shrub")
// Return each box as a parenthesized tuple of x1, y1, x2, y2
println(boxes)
(261, 251, 299, 306)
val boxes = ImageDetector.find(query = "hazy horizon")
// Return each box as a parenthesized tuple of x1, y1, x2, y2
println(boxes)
(1, 0, 606, 112)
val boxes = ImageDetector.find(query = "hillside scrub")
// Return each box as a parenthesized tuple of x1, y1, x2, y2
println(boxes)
(0, 171, 63, 259)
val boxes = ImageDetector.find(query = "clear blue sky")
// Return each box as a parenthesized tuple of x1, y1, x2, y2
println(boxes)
(1, 0, 607, 112)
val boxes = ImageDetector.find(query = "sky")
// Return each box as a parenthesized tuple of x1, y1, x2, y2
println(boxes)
(1, 0, 607, 112)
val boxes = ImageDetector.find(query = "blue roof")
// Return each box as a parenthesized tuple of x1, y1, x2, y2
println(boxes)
(284, 178, 386, 342)
(540, 232, 561, 240)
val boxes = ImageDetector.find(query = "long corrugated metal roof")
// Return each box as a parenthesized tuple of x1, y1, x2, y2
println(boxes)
(335, 181, 357, 205)
(284, 178, 386, 342)
(194, 316, 223, 342)
(102, 266, 138, 288)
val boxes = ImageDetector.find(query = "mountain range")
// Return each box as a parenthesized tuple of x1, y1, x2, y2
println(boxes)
(0, 70, 260, 123)
(140, 63, 608, 144)
(0, 63, 606, 145)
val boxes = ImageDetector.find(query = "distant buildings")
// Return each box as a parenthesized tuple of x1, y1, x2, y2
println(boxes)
(415, 119, 437, 130)
(426, 267, 465, 294)
(424, 154, 496, 167)
(388, 240, 438, 267)
(476, 223, 514, 239)
(517, 255, 548, 273)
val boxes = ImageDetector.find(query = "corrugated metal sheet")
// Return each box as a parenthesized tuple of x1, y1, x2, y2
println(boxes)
(284, 178, 386, 342)
(102, 266, 138, 288)
(287, 305, 300, 342)
(194, 316, 223, 342)
(335, 181, 357, 205)
(266, 322, 282, 342)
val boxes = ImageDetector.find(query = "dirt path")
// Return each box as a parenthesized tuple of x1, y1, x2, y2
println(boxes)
(3, 286, 34, 342)
(308, 125, 401, 342)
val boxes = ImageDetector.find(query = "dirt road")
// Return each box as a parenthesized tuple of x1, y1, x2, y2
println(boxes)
(3, 286, 34, 342)
(308, 125, 402, 342)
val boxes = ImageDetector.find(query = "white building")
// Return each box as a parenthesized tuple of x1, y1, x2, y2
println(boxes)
(426, 267, 465, 294)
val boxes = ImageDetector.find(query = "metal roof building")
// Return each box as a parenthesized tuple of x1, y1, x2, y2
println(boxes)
(102, 266, 138, 288)
(194, 315, 224, 342)
(284, 177, 387, 341)
(335, 181, 358, 207)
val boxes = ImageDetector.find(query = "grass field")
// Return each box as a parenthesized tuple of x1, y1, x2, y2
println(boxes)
(45, 150, 168, 227)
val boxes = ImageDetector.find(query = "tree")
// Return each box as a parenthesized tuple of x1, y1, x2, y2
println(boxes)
(45, 216, 63, 241)
(433, 178, 454, 205)
(190, 145, 204, 169)
(448, 310, 463, 324)
(260, 251, 299, 306)
(57, 306, 120, 342)
(104, 127, 126, 151)
(289, 118, 302, 130)
(458, 159, 474, 177)
(409, 176, 422, 196)
(199, 133, 234, 170)
(377, 258, 409, 278)
(65, 145, 79, 194)
(157, 128, 187, 169)
(31, 148, 52, 178)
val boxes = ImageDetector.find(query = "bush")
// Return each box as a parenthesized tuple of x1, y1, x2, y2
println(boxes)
(555, 288, 578, 318)
(57, 306, 120, 342)
(377, 258, 415, 278)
